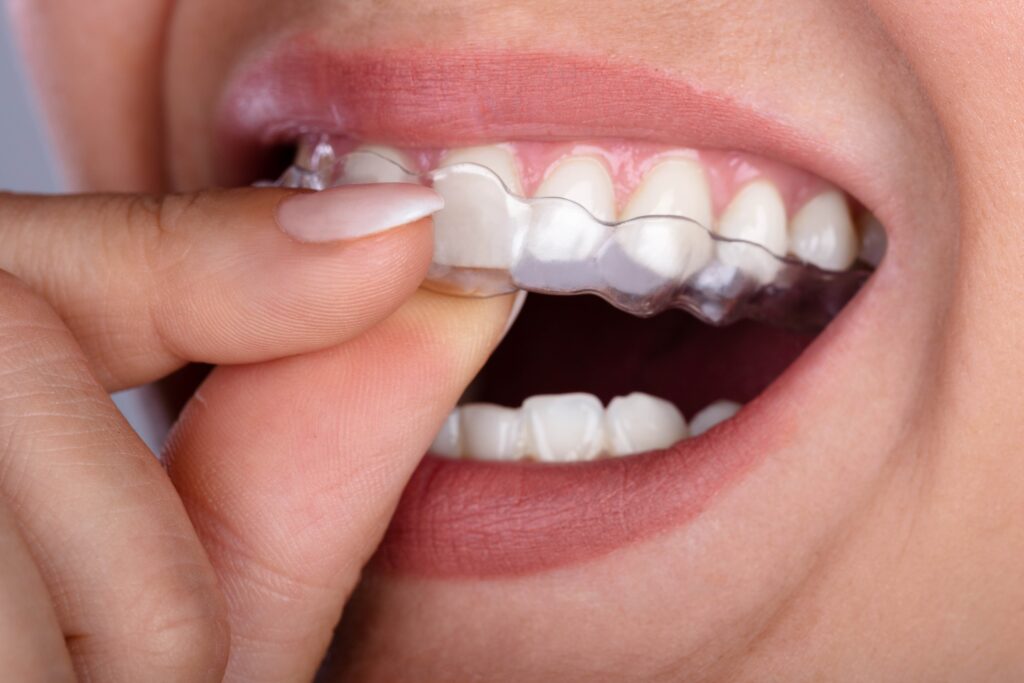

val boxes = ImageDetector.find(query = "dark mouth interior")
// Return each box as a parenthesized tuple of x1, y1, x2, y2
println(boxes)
(466, 294, 817, 418)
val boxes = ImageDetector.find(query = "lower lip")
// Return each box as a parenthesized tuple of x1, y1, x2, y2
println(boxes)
(374, 361, 808, 579)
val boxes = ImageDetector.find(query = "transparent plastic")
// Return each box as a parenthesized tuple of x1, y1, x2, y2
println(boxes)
(276, 136, 874, 328)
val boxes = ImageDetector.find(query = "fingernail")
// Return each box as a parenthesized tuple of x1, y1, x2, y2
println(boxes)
(276, 184, 445, 243)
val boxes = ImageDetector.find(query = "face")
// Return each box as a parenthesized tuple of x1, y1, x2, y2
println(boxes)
(11, 0, 1024, 679)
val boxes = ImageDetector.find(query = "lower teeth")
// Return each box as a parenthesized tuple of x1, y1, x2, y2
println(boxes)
(431, 393, 740, 463)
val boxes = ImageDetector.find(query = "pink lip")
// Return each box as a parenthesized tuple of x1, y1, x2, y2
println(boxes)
(217, 40, 876, 577)
(217, 41, 860, 196)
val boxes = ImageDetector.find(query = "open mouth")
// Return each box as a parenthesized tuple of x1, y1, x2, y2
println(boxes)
(218, 46, 889, 578)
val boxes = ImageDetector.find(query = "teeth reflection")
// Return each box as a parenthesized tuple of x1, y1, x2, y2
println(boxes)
(789, 190, 858, 271)
(715, 180, 788, 284)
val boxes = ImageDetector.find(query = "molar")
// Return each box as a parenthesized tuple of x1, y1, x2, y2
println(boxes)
(715, 180, 788, 284)
(789, 190, 858, 271)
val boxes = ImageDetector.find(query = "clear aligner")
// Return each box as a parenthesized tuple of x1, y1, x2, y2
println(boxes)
(278, 136, 875, 329)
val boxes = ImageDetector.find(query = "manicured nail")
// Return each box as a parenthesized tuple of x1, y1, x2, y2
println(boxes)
(276, 184, 445, 243)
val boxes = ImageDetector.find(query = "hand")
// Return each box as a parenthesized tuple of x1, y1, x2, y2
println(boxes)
(0, 185, 513, 682)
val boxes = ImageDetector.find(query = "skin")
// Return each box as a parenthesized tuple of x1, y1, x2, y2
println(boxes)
(5, 0, 1024, 680)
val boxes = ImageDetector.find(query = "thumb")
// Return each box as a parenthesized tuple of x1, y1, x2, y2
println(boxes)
(164, 290, 515, 682)
(0, 183, 442, 390)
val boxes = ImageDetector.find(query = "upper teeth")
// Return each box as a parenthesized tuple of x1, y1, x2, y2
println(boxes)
(715, 179, 789, 284)
(369, 143, 867, 280)
(429, 392, 739, 462)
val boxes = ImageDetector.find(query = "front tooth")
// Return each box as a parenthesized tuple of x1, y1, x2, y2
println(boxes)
(460, 404, 526, 461)
(535, 156, 616, 222)
(440, 145, 523, 194)
(429, 410, 461, 458)
(788, 190, 858, 271)
(523, 156, 615, 265)
(621, 157, 714, 229)
(715, 180, 788, 284)
(522, 393, 605, 462)
(342, 145, 417, 184)
(605, 393, 688, 456)
(431, 145, 524, 269)
(599, 157, 716, 294)
(689, 400, 742, 437)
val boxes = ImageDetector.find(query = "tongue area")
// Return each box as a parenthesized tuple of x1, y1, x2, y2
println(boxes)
(470, 295, 816, 418)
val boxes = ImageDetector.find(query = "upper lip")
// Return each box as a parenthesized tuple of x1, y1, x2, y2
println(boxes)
(214, 36, 898, 577)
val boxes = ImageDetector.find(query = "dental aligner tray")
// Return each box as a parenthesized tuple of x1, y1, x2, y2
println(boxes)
(277, 136, 873, 328)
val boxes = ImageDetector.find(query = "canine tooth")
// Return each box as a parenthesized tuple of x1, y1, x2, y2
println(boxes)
(441, 145, 523, 194)
(523, 393, 605, 462)
(789, 190, 858, 271)
(690, 400, 742, 437)
(343, 145, 417, 184)
(605, 393, 688, 456)
(622, 157, 713, 229)
(429, 410, 461, 458)
(535, 156, 616, 222)
(716, 180, 788, 284)
(858, 212, 887, 267)
(460, 404, 526, 461)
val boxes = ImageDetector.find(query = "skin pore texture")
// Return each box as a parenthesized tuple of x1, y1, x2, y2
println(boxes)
(9, 0, 1024, 681)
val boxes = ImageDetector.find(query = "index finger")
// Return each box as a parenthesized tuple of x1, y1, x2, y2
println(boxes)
(0, 183, 441, 390)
